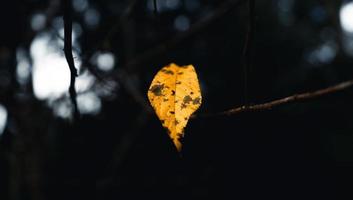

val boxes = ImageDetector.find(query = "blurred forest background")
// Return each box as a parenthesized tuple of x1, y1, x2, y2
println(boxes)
(0, 0, 353, 199)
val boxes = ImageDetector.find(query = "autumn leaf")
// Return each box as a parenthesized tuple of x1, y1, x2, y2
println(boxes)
(148, 63, 202, 152)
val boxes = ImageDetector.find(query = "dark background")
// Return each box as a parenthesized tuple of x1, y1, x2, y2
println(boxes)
(0, 0, 352, 199)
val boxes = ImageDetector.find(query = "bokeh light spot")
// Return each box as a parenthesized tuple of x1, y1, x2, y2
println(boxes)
(340, 2, 353, 33)
(31, 13, 46, 31)
(0, 104, 8, 136)
(174, 15, 190, 31)
(96, 52, 115, 72)
(77, 92, 101, 115)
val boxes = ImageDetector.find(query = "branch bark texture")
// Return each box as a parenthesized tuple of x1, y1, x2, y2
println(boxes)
(217, 80, 353, 116)
(63, 0, 80, 120)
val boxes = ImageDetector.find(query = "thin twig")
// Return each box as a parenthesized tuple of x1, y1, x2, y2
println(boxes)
(212, 79, 353, 116)
(242, 0, 255, 105)
(63, 0, 80, 120)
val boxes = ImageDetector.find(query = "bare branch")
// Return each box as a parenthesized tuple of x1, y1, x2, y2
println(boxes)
(63, 0, 80, 120)
(212, 79, 353, 116)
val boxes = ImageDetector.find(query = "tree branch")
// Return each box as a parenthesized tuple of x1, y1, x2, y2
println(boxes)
(214, 79, 353, 116)
(63, 0, 80, 120)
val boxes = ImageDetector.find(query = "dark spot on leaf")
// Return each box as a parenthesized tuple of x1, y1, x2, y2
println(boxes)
(183, 95, 193, 104)
(169, 111, 175, 114)
(163, 98, 169, 102)
(176, 81, 181, 84)
(181, 103, 187, 109)
(175, 100, 178, 103)
(161, 69, 174, 75)
(192, 97, 201, 105)
(171, 90, 175, 96)
(177, 133, 184, 143)
(190, 92, 194, 95)
(177, 72, 183, 75)
(150, 84, 164, 96)
(161, 120, 165, 124)
(184, 117, 187, 120)
(175, 120, 179, 125)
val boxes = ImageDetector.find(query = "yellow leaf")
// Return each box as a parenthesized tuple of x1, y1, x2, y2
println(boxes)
(148, 63, 202, 152)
